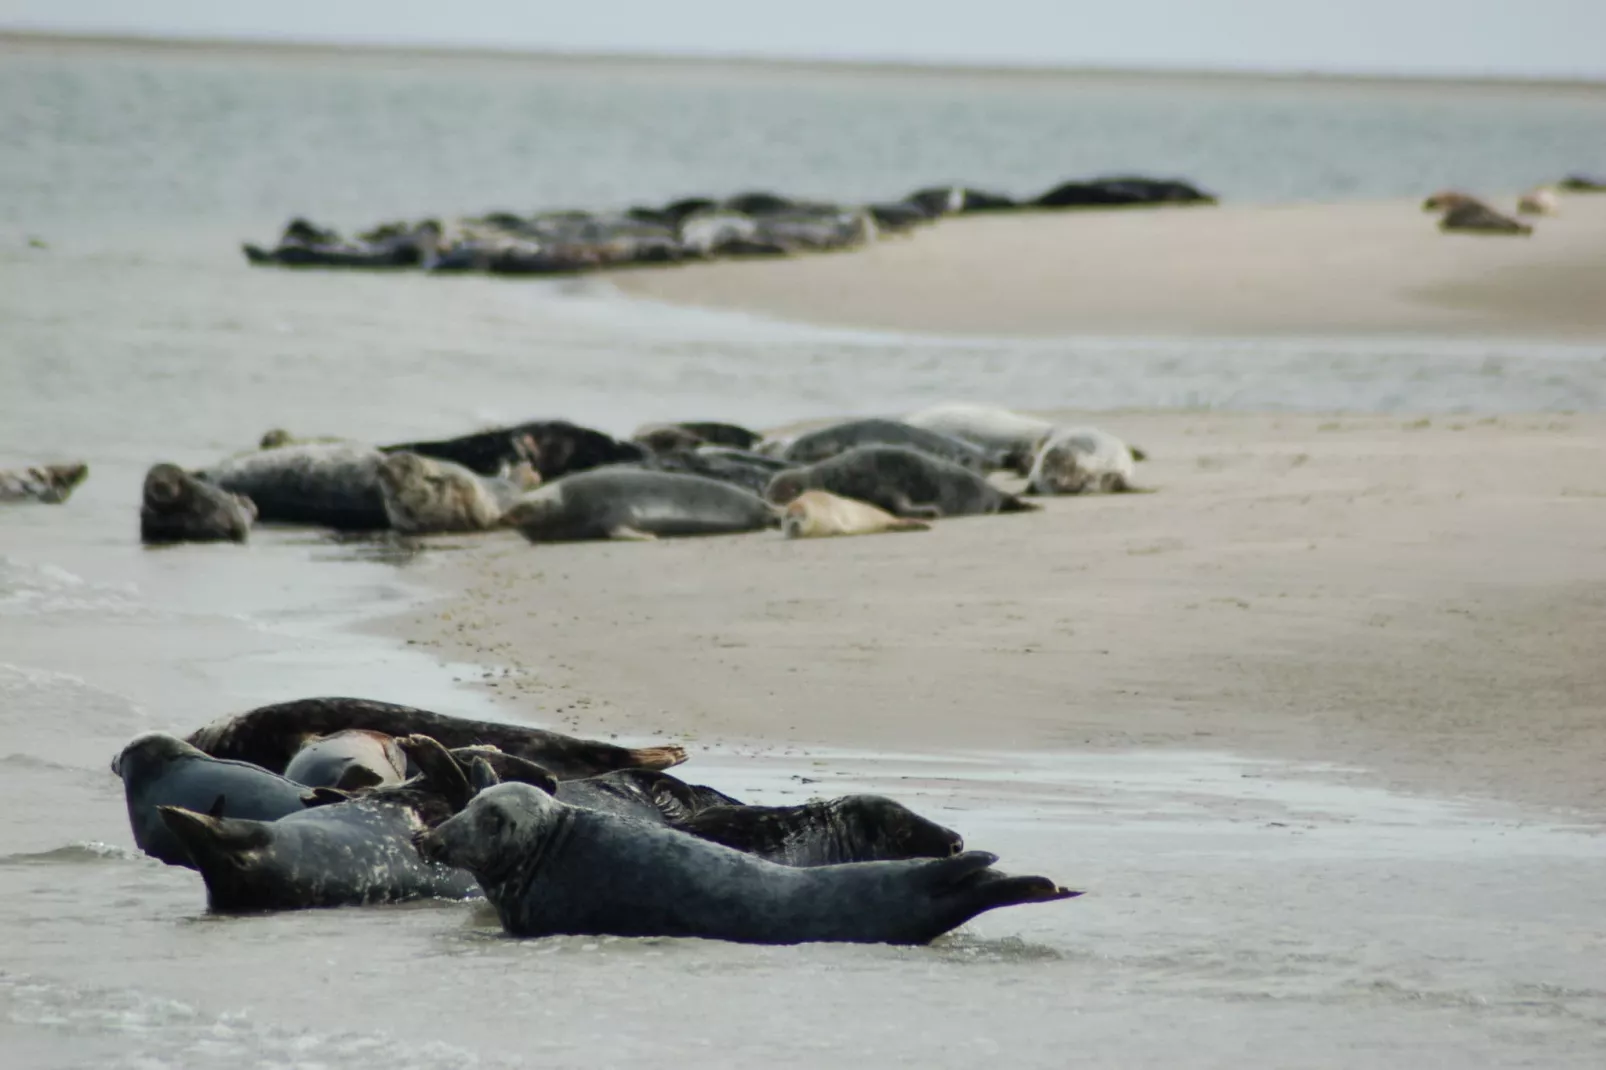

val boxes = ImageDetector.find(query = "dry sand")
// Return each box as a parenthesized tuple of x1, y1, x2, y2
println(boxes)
(616, 197, 1606, 339)
(389, 412, 1606, 818)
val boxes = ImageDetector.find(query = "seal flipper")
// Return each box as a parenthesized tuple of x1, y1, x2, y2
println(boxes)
(1130, 446, 1148, 463)
(300, 787, 353, 807)
(997, 493, 1040, 513)
(924, 851, 1082, 930)
(889, 494, 942, 520)
(448, 746, 557, 795)
(608, 525, 658, 541)
(467, 757, 503, 796)
(396, 734, 474, 812)
(157, 806, 272, 862)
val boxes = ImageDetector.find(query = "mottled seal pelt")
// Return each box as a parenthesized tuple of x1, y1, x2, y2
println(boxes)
(377, 451, 537, 535)
(159, 735, 481, 912)
(1438, 198, 1532, 236)
(452, 747, 741, 823)
(284, 728, 410, 791)
(675, 795, 964, 867)
(782, 490, 930, 538)
(765, 446, 1036, 520)
(633, 421, 762, 452)
(1024, 427, 1142, 495)
(198, 442, 388, 529)
(780, 418, 1003, 473)
(416, 781, 1080, 945)
(113, 732, 327, 868)
(383, 421, 645, 482)
(140, 463, 256, 544)
(504, 468, 778, 542)
(184, 697, 686, 780)
(903, 403, 1056, 474)
(629, 446, 792, 497)
(0, 463, 88, 504)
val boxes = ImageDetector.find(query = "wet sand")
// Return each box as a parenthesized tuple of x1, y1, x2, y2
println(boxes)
(387, 412, 1606, 818)
(617, 197, 1606, 339)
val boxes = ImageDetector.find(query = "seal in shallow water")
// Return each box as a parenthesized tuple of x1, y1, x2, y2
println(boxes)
(781, 418, 1003, 473)
(283, 728, 410, 791)
(376, 451, 537, 534)
(674, 794, 964, 867)
(765, 446, 1036, 520)
(113, 732, 325, 868)
(1024, 427, 1142, 495)
(418, 782, 1079, 944)
(504, 468, 778, 542)
(183, 696, 686, 780)
(198, 442, 388, 529)
(0, 463, 88, 504)
(139, 464, 256, 544)
(781, 490, 931, 538)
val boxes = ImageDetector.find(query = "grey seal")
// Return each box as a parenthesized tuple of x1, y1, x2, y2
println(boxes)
(113, 732, 325, 868)
(453, 747, 741, 823)
(376, 451, 537, 534)
(765, 446, 1036, 519)
(183, 696, 687, 780)
(140, 463, 256, 544)
(383, 420, 644, 481)
(629, 446, 793, 496)
(781, 490, 931, 538)
(158, 735, 480, 912)
(1437, 198, 1532, 236)
(633, 421, 763, 452)
(0, 463, 88, 504)
(780, 418, 1003, 473)
(284, 728, 410, 790)
(416, 781, 1080, 945)
(1024, 427, 1142, 495)
(504, 468, 778, 542)
(902, 403, 1057, 475)
(198, 442, 388, 529)
(675, 794, 964, 866)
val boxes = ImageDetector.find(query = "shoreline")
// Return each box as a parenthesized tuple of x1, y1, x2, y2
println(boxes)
(382, 410, 1606, 820)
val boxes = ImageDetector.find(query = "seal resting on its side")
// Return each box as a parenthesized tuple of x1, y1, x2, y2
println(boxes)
(283, 728, 410, 790)
(780, 418, 1003, 473)
(902, 403, 1056, 475)
(1024, 428, 1142, 495)
(0, 463, 88, 504)
(416, 781, 1080, 945)
(113, 732, 327, 868)
(444, 745, 737, 823)
(198, 442, 388, 529)
(675, 795, 964, 866)
(383, 421, 644, 482)
(1517, 187, 1560, 215)
(183, 696, 686, 779)
(1438, 199, 1532, 236)
(140, 463, 256, 544)
(504, 468, 778, 542)
(376, 451, 537, 534)
(765, 446, 1036, 519)
(782, 490, 931, 538)
(633, 421, 762, 452)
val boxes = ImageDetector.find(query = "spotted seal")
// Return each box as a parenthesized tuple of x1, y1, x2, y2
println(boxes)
(781, 490, 931, 538)
(139, 463, 256, 544)
(765, 446, 1036, 519)
(504, 468, 778, 542)
(0, 463, 88, 504)
(183, 696, 686, 780)
(1024, 427, 1142, 495)
(376, 451, 537, 534)
(113, 732, 326, 868)
(283, 728, 410, 790)
(416, 781, 1080, 945)
(781, 418, 1003, 473)
(198, 442, 387, 529)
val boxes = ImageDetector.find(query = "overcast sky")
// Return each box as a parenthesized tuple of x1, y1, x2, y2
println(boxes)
(4, 0, 1604, 79)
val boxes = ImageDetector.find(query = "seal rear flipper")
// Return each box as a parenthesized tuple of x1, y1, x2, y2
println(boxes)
(397, 734, 474, 812)
(890, 494, 942, 520)
(157, 806, 272, 864)
(448, 746, 557, 795)
(623, 744, 688, 771)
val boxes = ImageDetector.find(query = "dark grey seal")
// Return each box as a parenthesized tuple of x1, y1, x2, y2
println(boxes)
(504, 468, 778, 542)
(0, 463, 88, 504)
(1439, 200, 1533, 236)
(140, 463, 256, 544)
(674, 795, 964, 867)
(416, 782, 1080, 945)
(765, 446, 1036, 520)
(113, 732, 324, 868)
(781, 418, 1003, 473)
(183, 696, 687, 780)
(198, 442, 387, 530)
(449, 746, 739, 823)
(158, 735, 480, 912)
(632, 421, 762, 452)
(382, 421, 644, 481)
(629, 447, 793, 497)
(284, 728, 410, 790)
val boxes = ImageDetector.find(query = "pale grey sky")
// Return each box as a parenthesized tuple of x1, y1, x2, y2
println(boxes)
(3, 0, 1604, 79)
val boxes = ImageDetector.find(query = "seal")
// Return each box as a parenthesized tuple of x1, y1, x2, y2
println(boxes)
(112, 731, 325, 868)
(383, 421, 645, 481)
(284, 728, 410, 790)
(1558, 174, 1606, 192)
(0, 463, 88, 504)
(1517, 187, 1560, 216)
(1437, 198, 1532, 236)
(198, 442, 388, 529)
(630, 446, 792, 497)
(765, 446, 1037, 519)
(902, 403, 1057, 474)
(504, 468, 778, 542)
(633, 422, 762, 452)
(158, 735, 481, 912)
(1024, 427, 1142, 495)
(1034, 176, 1215, 208)
(1422, 189, 1480, 212)
(780, 418, 1003, 473)
(781, 490, 931, 538)
(415, 781, 1080, 945)
(445, 745, 738, 822)
(183, 696, 687, 780)
(140, 463, 256, 544)
(376, 451, 537, 535)
(674, 794, 964, 866)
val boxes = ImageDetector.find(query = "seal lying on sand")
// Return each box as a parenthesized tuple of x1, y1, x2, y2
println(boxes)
(1024, 428, 1142, 495)
(184, 696, 686, 779)
(199, 442, 388, 529)
(417, 781, 1080, 945)
(780, 418, 1003, 473)
(676, 795, 964, 867)
(0, 463, 88, 504)
(782, 490, 931, 538)
(903, 403, 1056, 474)
(284, 728, 410, 790)
(1437, 198, 1532, 236)
(633, 421, 762, 452)
(140, 464, 256, 544)
(1517, 187, 1560, 215)
(505, 468, 778, 542)
(376, 451, 537, 534)
(160, 735, 481, 912)
(629, 446, 792, 497)
(384, 421, 644, 482)
(113, 732, 327, 868)
(765, 446, 1036, 519)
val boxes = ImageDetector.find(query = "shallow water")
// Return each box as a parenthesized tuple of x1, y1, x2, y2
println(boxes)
(3, 40, 1606, 1069)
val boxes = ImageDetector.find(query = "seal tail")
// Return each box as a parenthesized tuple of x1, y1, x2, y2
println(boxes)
(923, 850, 1082, 926)
(626, 744, 688, 770)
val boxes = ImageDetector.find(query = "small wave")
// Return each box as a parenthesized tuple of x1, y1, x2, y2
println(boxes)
(0, 751, 79, 773)
(0, 556, 144, 618)
(0, 842, 142, 866)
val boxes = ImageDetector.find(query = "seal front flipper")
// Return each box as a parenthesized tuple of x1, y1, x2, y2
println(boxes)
(889, 494, 942, 520)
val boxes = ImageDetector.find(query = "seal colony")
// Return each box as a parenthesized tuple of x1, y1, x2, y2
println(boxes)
(114, 699, 1079, 942)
